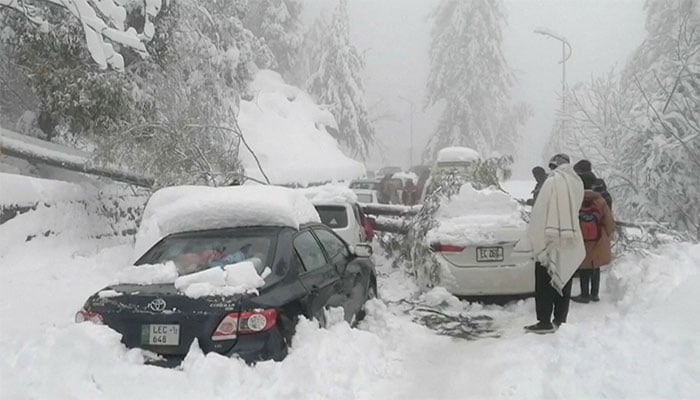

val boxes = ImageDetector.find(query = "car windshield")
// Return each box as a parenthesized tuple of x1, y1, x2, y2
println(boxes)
(136, 228, 279, 276)
(314, 205, 348, 228)
(356, 193, 373, 203)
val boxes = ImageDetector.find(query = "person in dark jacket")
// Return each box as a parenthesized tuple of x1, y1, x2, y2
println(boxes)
(526, 166, 548, 206)
(572, 172, 615, 303)
(574, 159, 612, 210)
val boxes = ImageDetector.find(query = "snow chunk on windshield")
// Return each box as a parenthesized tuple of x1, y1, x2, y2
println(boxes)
(436, 147, 481, 163)
(133, 185, 320, 259)
(302, 184, 358, 204)
(174, 261, 271, 299)
(426, 184, 526, 246)
(117, 261, 178, 285)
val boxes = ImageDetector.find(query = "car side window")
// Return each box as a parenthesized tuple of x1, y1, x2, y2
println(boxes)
(314, 229, 349, 265)
(294, 231, 327, 272)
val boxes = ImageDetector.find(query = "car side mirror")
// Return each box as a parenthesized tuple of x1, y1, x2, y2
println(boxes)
(352, 243, 373, 258)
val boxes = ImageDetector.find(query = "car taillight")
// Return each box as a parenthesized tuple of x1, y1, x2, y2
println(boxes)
(75, 310, 103, 324)
(211, 309, 277, 341)
(430, 243, 465, 253)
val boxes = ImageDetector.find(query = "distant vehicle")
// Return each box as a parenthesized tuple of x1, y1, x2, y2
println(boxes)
(378, 166, 401, 177)
(352, 188, 379, 204)
(75, 186, 377, 366)
(420, 147, 535, 296)
(349, 179, 379, 191)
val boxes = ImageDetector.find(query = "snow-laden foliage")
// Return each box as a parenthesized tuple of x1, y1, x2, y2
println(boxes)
(550, 0, 700, 239)
(1, 0, 161, 71)
(244, 0, 303, 75)
(306, 0, 375, 159)
(424, 0, 528, 161)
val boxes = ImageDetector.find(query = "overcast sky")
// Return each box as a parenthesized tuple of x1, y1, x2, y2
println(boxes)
(304, 0, 648, 177)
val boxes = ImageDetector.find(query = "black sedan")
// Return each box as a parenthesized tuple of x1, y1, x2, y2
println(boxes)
(76, 223, 377, 366)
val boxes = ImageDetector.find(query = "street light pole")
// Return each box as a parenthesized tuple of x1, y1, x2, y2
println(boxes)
(534, 28, 572, 151)
(398, 95, 414, 168)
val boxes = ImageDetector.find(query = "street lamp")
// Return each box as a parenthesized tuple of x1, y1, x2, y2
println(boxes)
(533, 27, 572, 113)
(398, 95, 414, 168)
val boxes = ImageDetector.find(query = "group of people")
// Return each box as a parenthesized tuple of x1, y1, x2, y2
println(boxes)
(517, 154, 615, 334)
(377, 174, 425, 205)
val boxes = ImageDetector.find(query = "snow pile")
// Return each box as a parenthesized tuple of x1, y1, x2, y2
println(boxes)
(436, 146, 481, 163)
(238, 70, 365, 185)
(0, 172, 86, 206)
(426, 184, 526, 246)
(173, 261, 271, 299)
(301, 183, 358, 204)
(117, 262, 179, 285)
(133, 185, 321, 258)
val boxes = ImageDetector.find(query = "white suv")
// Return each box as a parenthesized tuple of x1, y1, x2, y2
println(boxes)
(312, 202, 367, 246)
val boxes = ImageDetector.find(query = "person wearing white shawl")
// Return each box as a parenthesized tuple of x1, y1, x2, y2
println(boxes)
(516, 154, 585, 334)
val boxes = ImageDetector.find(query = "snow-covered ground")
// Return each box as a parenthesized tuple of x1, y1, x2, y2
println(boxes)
(2, 212, 699, 399)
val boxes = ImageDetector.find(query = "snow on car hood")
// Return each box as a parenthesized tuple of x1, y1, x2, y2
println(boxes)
(426, 184, 526, 246)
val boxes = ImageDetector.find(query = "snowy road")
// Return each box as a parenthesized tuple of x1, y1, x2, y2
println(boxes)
(1, 232, 699, 399)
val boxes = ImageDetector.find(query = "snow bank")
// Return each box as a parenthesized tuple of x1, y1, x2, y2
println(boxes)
(133, 185, 320, 258)
(426, 184, 526, 246)
(436, 146, 481, 163)
(238, 70, 365, 185)
(0, 172, 86, 206)
(301, 183, 358, 204)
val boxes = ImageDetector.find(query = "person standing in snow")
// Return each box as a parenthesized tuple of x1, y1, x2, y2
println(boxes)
(402, 179, 417, 205)
(526, 166, 548, 206)
(571, 172, 615, 303)
(516, 154, 586, 334)
(574, 159, 612, 210)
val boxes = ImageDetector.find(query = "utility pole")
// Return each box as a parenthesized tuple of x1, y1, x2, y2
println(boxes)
(534, 28, 572, 151)
(398, 96, 414, 168)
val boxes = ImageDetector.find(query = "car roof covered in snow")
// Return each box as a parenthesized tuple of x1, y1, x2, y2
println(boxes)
(301, 184, 358, 205)
(436, 147, 481, 163)
(133, 185, 320, 259)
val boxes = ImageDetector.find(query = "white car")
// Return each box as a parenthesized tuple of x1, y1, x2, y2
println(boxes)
(352, 188, 379, 204)
(312, 201, 367, 247)
(301, 185, 369, 247)
(424, 147, 535, 296)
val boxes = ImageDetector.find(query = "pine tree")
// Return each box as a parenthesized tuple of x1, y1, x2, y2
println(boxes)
(306, 0, 375, 159)
(425, 0, 527, 160)
(244, 0, 303, 75)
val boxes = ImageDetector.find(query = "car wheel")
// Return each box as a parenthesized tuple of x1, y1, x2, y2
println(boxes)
(354, 279, 377, 324)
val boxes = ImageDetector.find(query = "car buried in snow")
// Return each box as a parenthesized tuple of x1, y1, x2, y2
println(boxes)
(75, 185, 377, 366)
(418, 147, 534, 297)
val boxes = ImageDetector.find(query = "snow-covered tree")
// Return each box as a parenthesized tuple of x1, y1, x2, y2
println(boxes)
(0, 0, 162, 71)
(306, 0, 375, 159)
(552, 0, 700, 239)
(424, 0, 527, 160)
(244, 0, 303, 75)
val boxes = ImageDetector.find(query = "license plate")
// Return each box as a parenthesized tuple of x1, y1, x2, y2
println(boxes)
(141, 324, 180, 346)
(476, 247, 504, 262)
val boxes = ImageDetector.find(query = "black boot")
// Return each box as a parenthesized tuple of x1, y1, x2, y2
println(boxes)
(591, 268, 601, 302)
(572, 270, 591, 303)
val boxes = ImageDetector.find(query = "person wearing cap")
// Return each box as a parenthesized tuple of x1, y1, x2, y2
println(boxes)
(515, 153, 586, 334)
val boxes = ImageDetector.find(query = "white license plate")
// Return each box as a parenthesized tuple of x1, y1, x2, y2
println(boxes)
(142, 324, 180, 346)
(476, 247, 504, 262)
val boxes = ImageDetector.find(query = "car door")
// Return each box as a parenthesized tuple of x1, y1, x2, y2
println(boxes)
(312, 228, 366, 322)
(293, 230, 341, 323)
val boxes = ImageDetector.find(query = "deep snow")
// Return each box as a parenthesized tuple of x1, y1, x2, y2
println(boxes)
(1, 180, 699, 399)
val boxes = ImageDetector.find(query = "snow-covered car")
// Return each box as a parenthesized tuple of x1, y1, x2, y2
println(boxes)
(414, 146, 534, 296)
(75, 185, 377, 366)
(428, 184, 534, 296)
(303, 185, 371, 246)
(349, 178, 379, 191)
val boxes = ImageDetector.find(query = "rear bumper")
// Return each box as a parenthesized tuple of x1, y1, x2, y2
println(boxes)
(438, 259, 535, 296)
(142, 327, 287, 367)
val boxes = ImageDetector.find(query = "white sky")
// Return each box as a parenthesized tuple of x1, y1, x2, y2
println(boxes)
(303, 0, 648, 177)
